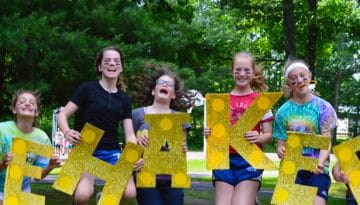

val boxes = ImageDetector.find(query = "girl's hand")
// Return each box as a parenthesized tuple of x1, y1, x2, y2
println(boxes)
(332, 163, 349, 183)
(182, 142, 188, 152)
(134, 158, 144, 172)
(312, 162, 325, 174)
(48, 155, 62, 169)
(137, 135, 149, 147)
(64, 129, 81, 145)
(3, 152, 13, 167)
(277, 146, 285, 159)
(204, 128, 211, 139)
(245, 131, 261, 144)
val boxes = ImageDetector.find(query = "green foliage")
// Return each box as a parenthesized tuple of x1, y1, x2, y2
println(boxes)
(0, 0, 359, 150)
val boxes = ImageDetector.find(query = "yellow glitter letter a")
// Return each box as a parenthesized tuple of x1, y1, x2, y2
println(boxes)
(206, 92, 282, 170)
(271, 132, 330, 205)
(53, 123, 143, 205)
(333, 135, 360, 203)
(137, 113, 190, 188)
(4, 138, 53, 205)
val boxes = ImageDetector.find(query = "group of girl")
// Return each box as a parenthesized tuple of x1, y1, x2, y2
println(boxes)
(0, 45, 343, 205)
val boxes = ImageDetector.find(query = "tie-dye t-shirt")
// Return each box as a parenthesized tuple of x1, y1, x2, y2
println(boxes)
(273, 95, 337, 158)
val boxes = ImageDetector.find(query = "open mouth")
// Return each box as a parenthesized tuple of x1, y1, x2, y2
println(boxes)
(159, 88, 169, 95)
(107, 68, 117, 72)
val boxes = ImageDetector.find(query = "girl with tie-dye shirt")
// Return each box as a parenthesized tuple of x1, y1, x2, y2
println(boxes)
(273, 59, 337, 205)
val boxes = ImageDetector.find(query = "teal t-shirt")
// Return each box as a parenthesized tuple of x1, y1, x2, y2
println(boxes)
(0, 121, 51, 192)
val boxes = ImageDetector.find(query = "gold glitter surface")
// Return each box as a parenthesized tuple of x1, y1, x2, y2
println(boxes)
(206, 92, 282, 170)
(53, 123, 144, 205)
(4, 138, 54, 205)
(206, 94, 230, 170)
(98, 142, 143, 205)
(137, 113, 190, 188)
(230, 92, 282, 169)
(271, 132, 331, 204)
(333, 135, 360, 203)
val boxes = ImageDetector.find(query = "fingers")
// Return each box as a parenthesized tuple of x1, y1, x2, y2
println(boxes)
(137, 135, 149, 147)
(277, 147, 285, 159)
(134, 158, 144, 172)
(204, 128, 211, 138)
(50, 155, 62, 168)
(182, 143, 188, 152)
(245, 131, 260, 143)
(312, 163, 324, 174)
(64, 129, 81, 145)
(4, 152, 13, 166)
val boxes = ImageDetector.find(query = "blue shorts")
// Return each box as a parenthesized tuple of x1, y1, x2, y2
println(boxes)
(136, 187, 184, 205)
(212, 153, 263, 186)
(93, 149, 121, 165)
(295, 170, 331, 200)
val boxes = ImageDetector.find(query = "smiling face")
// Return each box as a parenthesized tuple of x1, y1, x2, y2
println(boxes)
(286, 66, 312, 98)
(12, 92, 39, 118)
(97, 49, 122, 80)
(232, 55, 254, 91)
(152, 75, 176, 103)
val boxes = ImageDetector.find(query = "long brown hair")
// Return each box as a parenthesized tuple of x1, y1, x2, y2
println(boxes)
(94, 46, 127, 91)
(130, 62, 194, 112)
(232, 52, 268, 92)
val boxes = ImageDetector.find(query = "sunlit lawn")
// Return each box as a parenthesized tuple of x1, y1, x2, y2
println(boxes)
(37, 158, 350, 205)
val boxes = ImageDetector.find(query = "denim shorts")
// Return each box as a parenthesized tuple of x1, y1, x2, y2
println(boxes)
(212, 153, 263, 186)
(93, 149, 121, 165)
(295, 170, 331, 200)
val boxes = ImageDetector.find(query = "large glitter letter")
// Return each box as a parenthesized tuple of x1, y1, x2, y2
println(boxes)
(53, 123, 143, 205)
(4, 138, 53, 205)
(206, 92, 282, 170)
(333, 135, 360, 203)
(137, 113, 190, 188)
(271, 132, 330, 204)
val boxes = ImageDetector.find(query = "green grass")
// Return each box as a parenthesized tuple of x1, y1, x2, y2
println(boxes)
(40, 154, 349, 204)
(32, 177, 348, 205)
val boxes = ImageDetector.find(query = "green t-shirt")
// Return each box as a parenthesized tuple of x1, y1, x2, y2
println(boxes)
(0, 121, 51, 192)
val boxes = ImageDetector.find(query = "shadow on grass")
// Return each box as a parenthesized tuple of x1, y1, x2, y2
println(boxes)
(31, 177, 347, 205)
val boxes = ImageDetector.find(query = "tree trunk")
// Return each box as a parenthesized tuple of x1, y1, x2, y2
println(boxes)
(283, 0, 296, 59)
(307, 0, 317, 76)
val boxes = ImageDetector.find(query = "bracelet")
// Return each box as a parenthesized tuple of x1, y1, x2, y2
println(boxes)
(63, 129, 71, 137)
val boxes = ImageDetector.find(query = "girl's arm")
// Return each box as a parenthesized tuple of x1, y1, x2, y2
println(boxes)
(332, 162, 349, 183)
(40, 155, 62, 179)
(245, 121, 273, 144)
(58, 101, 81, 145)
(0, 152, 12, 171)
(316, 130, 332, 174)
(182, 129, 188, 152)
(276, 139, 286, 159)
(123, 119, 137, 144)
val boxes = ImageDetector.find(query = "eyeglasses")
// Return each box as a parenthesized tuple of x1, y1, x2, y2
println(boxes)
(156, 79, 175, 87)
